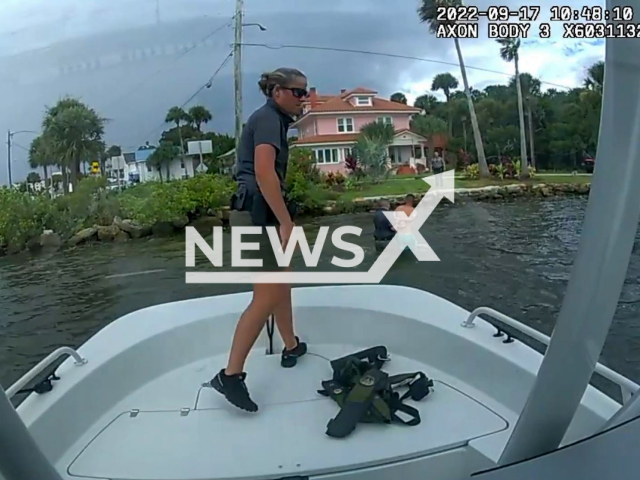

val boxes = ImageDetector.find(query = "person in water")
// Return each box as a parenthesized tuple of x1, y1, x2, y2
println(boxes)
(395, 194, 415, 217)
(373, 199, 396, 252)
(394, 195, 417, 251)
(209, 68, 309, 412)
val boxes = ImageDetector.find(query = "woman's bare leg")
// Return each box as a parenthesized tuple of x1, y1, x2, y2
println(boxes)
(272, 283, 297, 350)
(225, 283, 281, 375)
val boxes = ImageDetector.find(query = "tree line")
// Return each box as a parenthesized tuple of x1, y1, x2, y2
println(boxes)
(389, 0, 605, 178)
(147, 106, 233, 181)
(25, 101, 233, 193)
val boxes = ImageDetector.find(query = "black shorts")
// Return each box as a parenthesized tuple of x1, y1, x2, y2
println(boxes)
(229, 210, 286, 272)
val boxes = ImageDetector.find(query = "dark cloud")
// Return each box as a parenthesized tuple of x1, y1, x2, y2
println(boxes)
(0, 0, 603, 183)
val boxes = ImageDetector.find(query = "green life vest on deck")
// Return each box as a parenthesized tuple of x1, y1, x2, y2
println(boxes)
(318, 346, 434, 439)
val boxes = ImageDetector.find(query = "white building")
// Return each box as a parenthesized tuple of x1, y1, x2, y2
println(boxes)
(107, 147, 201, 184)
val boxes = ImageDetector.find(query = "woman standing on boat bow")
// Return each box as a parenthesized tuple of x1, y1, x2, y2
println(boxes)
(209, 68, 309, 412)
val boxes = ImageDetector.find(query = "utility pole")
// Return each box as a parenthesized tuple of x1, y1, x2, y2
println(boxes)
(0, 386, 64, 480)
(6, 130, 38, 187)
(7, 130, 12, 187)
(234, 0, 243, 156)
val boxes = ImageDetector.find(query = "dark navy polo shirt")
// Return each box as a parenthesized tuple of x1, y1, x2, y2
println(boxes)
(373, 208, 395, 241)
(235, 98, 294, 193)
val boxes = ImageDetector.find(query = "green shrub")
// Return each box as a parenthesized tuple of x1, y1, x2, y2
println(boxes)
(285, 148, 328, 215)
(118, 174, 236, 226)
(463, 164, 480, 179)
(334, 198, 357, 214)
(182, 174, 236, 212)
(0, 173, 239, 252)
(0, 188, 55, 248)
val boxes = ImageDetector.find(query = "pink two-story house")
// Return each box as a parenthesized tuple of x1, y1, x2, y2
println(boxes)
(292, 87, 429, 173)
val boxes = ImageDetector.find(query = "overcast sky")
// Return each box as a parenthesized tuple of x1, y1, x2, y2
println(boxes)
(0, 0, 605, 183)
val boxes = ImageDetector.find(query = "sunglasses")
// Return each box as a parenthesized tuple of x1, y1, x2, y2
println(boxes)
(280, 86, 308, 99)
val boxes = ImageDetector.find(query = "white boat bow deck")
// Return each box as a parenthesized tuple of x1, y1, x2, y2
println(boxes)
(3, 1, 640, 478)
(10, 285, 632, 480)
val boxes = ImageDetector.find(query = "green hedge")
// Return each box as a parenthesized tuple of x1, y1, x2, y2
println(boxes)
(0, 174, 237, 250)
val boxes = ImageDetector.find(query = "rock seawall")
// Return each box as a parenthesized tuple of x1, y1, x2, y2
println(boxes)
(0, 183, 590, 257)
(323, 182, 591, 215)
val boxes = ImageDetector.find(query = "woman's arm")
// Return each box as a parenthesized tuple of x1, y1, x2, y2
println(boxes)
(255, 144, 291, 226)
(255, 144, 294, 247)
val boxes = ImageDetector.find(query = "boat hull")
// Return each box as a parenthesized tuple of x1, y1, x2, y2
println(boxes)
(13, 285, 621, 480)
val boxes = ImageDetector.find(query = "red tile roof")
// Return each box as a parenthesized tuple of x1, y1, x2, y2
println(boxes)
(300, 88, 420, 115)
(308, 96, 420, 113)
(341, 87, 378, 97)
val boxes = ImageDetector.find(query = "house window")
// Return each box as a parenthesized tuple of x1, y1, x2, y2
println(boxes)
(414, 145, 423, 159)
(337, 118, 354, 133)
(146, 164, 152, 172)
(378, 116, 393, 126)
(356, 96, 372, 106)
(315, 148, 339, 164)
(180, 159, 185, 169)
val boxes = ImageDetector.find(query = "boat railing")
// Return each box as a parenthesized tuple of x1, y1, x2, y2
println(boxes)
(462, 307, 639, 405)
(6, 347, 87, 400)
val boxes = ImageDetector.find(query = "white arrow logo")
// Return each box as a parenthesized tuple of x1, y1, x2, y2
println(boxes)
(186, 170, 455, 284)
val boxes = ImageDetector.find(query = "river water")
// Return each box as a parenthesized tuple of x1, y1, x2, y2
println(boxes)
(2, 196, 640, 398)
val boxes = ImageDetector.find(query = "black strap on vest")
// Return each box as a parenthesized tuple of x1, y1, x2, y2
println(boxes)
(319, 346, 433, 438)
(325, 368, 389, 438)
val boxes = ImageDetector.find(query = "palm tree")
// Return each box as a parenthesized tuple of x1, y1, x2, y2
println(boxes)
(43, 99, 106, 191)
(511, 73, 541, 169)
(354, 136, 390, 182)
(165, 106, 190, 163)
(584, 61, 604, 94)
(390, 92, 408, 104)
(188, 106, 213, 131)
(414, 93, 439, 114)
(360, 121, 396, 145)
(42, 97, 82, 193)
(165, 106, 190, 128)
(360, 121, 396, 169)
(418, 0, 489, 178)
(498, 38, 529, 179)
(28, 135, 56, 196)
(431, 72, 459, 137)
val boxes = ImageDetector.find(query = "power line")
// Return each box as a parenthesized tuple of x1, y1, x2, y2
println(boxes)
(239, 42, 574, 91)
(102, 17, 235, 112)
(180, 51, 233, 109)
(140, 50, 234, 144)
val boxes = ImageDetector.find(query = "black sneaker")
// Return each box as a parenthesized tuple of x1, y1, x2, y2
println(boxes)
(209, 369, 258, 412)
(281, 336, 307, 368)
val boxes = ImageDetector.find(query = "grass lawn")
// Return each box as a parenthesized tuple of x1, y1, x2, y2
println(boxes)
(337, 174, 591, 201)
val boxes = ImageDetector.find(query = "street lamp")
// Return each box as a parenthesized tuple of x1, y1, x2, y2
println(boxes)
(7, 130, 38, 187)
